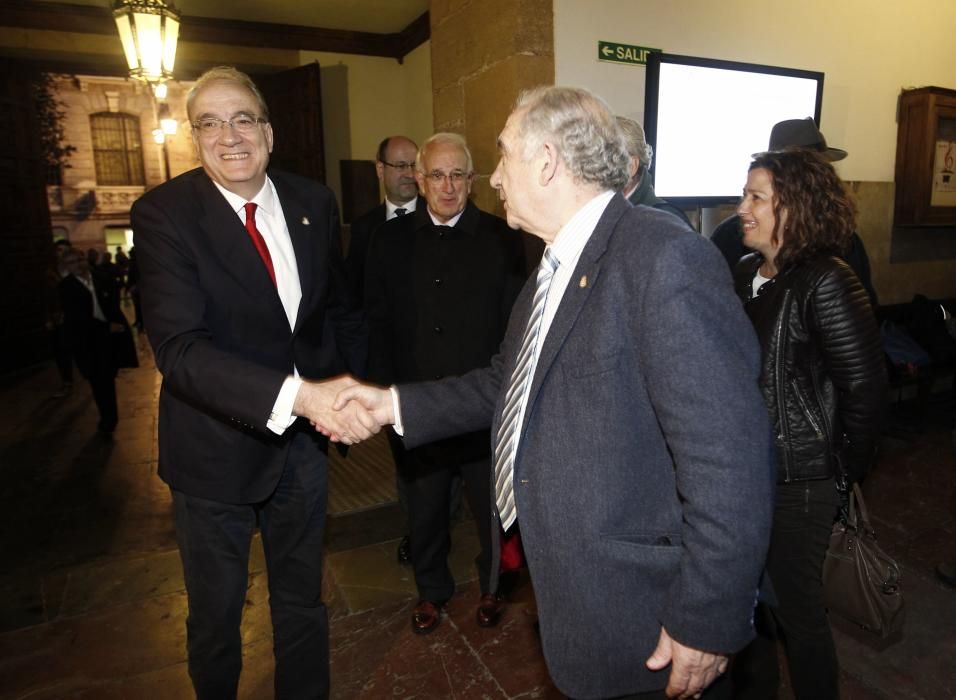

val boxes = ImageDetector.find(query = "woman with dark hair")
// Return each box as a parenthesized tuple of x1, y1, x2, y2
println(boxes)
(732, 149, 886, 699)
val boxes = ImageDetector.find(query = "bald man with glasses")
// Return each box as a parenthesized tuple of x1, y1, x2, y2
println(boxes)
(346, 135, 424, 303)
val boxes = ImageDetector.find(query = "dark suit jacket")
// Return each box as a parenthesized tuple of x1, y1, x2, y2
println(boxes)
(59, 271, 137, 377)
(627, 176, 692, 228)
(131, 167, 367, 504)
(398, 194, 774, 697)
(346, 196, 425, 303)
(365, 200, 526, 463)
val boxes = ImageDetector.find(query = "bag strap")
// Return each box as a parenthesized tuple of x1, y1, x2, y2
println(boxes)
(849, 483, 874, 532)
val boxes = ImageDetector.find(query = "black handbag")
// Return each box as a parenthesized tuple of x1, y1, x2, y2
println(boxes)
(822, 483, 904, 637)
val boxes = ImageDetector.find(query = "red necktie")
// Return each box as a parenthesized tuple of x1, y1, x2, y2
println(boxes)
(243, 202, 277, 287)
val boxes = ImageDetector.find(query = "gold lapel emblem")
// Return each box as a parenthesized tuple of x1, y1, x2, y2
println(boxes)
(301, 217, 310, 225)
(579, 275, 588, 288)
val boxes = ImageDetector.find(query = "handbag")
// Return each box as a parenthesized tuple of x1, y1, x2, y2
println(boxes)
(822, 483, 904, 637)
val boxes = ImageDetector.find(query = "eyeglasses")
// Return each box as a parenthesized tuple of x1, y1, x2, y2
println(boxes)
(424, 170, 471, 185)
(191, 114, 267, 135)
(381, 160, 415, 172)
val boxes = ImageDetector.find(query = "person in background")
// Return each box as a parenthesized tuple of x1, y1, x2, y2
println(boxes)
(58, 247, 137, 433)
(346, 135, 423, 304)
(45, 239, 74, 398)
(731, 149, 887, 699)
(711, 118, 878, 306)
(125, 246, 143, 330)
(345, 134, 431, 567)
(617, 116, 692, 228)
(114, 245, 130, 294)
(364, 132, 527, 634)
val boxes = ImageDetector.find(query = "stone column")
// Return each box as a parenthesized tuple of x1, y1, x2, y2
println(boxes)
(430, 0, 554, 214)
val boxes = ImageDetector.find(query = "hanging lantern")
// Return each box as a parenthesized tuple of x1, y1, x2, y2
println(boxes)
(158, 103, 178, 135)
(113, 0, 181, 84)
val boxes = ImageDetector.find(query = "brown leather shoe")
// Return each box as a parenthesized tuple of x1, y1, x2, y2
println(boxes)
(412, 600, 442, 635)
(476, 593, 503, 628)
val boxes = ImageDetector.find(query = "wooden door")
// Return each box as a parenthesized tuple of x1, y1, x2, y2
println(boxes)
(257, 62, 326, 183)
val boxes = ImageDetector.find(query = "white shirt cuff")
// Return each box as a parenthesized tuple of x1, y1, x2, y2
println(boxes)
(390, 385, 404, 436)
(267, 375, 304, 435)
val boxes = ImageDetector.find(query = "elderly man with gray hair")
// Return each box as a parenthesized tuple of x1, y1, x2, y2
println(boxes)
(334, 87, 773, 699)
(617, 116, 692, 228)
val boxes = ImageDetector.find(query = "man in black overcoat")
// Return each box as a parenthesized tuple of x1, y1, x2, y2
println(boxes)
(364, 132, 529, 634)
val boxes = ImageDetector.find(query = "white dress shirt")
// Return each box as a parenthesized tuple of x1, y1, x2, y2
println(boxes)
(74, 273, 108, 323)
(385, 196, 418, 221)
(508, 190, 615, 455)
(213, 178, 303, 434)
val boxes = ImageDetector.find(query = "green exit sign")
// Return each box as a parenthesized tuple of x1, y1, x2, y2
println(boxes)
(598, 41, 659, 66)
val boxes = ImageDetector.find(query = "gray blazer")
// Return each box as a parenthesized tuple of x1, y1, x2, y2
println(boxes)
(400, 194, 774, 698)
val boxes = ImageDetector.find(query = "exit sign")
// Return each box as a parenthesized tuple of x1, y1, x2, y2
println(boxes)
(598, 41, 658, 66)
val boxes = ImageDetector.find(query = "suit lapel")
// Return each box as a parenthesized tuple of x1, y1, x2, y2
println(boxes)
(520, 194, 630, 435)
(195, 175, 286, 319)
(271, 173, 316, 335)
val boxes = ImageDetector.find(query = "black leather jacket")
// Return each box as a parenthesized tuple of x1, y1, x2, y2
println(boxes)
(733, 254, 887, 484)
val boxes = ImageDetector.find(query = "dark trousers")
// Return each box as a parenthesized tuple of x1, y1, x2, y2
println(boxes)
(734, 479, 841, 700)
(400, 449, 494, 603)
(172, 432, 330, 700)
(389, 432, 462, 531)
(50, 324, 73, 384)
(79, 321, 118, 431)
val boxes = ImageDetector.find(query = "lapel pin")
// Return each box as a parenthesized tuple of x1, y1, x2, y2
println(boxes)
(301, 216, 310, 225)
(579, 275, 588, 288)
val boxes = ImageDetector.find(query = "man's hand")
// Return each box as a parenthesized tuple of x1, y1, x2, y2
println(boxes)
(645, 627, 728, 699)
(293, 375, 380, 444)
(333, 382, 395, 427)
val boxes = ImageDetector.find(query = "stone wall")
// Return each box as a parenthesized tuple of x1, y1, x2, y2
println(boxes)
(851, 181, 956, 305)
(430, 0, 554, 214)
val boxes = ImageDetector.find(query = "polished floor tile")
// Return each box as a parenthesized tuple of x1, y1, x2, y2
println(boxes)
(1, 336, 953, 699)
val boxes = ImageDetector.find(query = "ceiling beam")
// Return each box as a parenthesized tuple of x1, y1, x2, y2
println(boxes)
(1, 1, 429, 61)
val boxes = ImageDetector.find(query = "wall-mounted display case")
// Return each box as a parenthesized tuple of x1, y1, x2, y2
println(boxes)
(894, 86, 956, 227)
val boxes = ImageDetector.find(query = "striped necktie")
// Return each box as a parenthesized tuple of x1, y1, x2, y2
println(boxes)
(493, 248, 559, 531)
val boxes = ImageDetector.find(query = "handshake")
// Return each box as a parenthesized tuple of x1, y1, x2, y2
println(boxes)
(292, 375, 395, 445)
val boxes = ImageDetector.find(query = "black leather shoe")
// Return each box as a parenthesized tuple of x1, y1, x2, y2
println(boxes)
(412, 600, 442, 634)
(397, 535, 411, 566)
(476, 593, 503, 628)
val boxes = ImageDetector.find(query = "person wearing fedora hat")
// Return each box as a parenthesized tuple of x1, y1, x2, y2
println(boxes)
(710, 119, 877, 306)
(765, 118, 848, 161)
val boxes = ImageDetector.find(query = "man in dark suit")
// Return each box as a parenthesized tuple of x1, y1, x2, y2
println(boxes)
(334, 87, 774, 699)
(58, 247, 137, 433)
(131, 66, 375, 699)
(346, 135, 422, 303)
(346, 134, 430, 567)
(365, 132, 527, 634)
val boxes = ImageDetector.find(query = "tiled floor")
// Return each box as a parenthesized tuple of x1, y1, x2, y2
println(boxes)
(1, 330, 954, 699)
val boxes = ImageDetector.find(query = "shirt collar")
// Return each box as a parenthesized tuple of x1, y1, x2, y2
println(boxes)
(385, 197, 418, 219)
(427, 205, 465, 228)
(212, 177, 276, 216)
(549, 190, 615, 269)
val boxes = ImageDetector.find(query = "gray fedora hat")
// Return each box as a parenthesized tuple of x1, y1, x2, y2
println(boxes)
(763, 117, 848, 161)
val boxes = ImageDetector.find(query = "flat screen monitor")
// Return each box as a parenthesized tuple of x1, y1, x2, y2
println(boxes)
(643, 52, 824, 205)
